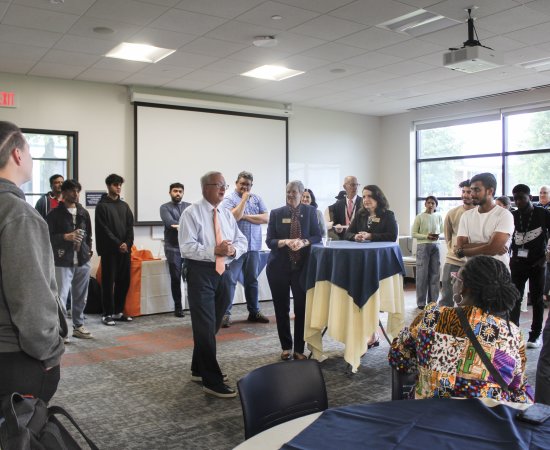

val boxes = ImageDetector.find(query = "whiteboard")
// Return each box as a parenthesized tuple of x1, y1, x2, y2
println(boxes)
(135, 103, 288, 224)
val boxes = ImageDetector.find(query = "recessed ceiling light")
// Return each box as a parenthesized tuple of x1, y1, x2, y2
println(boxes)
(93, 26, 114, 35)
(106, 43, 176, 63)
(519, 57, 550, 72)
(241, 65, 305, 81)
(330, 68, 346, 74)
(253, 36, 278, 48)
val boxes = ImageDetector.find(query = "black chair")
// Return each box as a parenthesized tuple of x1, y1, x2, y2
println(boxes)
(237, 360, 328, 440)
(391, 367, 417, 400)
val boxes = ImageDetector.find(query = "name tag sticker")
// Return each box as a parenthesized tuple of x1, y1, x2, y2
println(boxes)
(518, 248, 529, 258)
(371, 218, 380, 223)
(282, 218, 291, 224)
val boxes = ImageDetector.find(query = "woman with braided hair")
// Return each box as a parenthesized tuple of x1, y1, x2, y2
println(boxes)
(389, 255, 533, 403)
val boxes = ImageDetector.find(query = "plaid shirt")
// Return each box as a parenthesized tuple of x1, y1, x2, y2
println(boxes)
(222, 191, 267, 251)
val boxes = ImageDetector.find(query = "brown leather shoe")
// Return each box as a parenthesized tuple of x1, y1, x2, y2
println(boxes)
(281, 350, 291, 361)
(293, 352, 307, 360)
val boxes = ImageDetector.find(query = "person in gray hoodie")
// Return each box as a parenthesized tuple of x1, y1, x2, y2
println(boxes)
(0, 121, 65, 403)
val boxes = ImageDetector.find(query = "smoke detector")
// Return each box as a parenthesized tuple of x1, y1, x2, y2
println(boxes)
(253, 36, 278, 48)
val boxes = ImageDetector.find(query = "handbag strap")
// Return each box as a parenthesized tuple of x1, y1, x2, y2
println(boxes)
(455, 307, 510, 392)
(48, 406, 99, 450)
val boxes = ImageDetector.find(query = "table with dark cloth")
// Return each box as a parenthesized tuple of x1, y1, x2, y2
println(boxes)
(282, 398, 544, 450)
(304, 241, 405, 372)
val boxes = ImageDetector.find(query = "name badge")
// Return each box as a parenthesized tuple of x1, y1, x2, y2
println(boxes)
(282, 218, 291, 224)
(518, 248, 529, 258)
(371, 217, 380, 223)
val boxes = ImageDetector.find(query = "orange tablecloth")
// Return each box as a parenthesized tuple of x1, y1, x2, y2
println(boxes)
(96, 247, 159, 317)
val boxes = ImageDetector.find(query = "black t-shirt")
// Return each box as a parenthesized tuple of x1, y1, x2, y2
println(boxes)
(511, 206, 550, 264)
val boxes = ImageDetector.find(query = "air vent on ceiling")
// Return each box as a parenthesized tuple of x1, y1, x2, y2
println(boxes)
(378, 9, 459, 37)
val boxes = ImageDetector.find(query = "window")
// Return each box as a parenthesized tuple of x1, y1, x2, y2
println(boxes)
(20, 129, 78, 207)
(416, 108, 550, 216)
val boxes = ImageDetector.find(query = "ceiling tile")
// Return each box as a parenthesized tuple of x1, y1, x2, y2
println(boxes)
(136, 63, 195, 77)
(505, 46, 550, 64)
(75, 68, 132, 83)
(180, 37, 249, 58)
(234, 1, 320, 30)
(337, 27, 410, 51)
(205, 20, 281, 44)
(226, 45, 292, 64)
(275, 0, 357, 14)
(41, 49, 101, 66)
(503, 21, 550, 46)
(149, 8, 227, 35)
(482, 35, 528, 52)
(28, 62, 86, 78)
(85, 0, 169, 26)
(417, 23, 494, 49)
(299, 42, 367, 62)
(378, 39, 442, 58)
(92, 58, 149, 73)
(0, 24, 61, 48)
(53, 35, 117, 55)
(13, 0, 96, 15)
(381, 59, 435, 75)
(177, 69, 234, 83)
(154, 51, 218, 69)
(476, 5, 550, 34)
(0, 40, 47, 59)
(162, 78, 212, 90)
(265, 31, 326, 54)
(290, 14, 366, 40)
(201, 58, 259, 74)
(121, 73, 180, 86)
(525, 0, 550, 16)
(425, 0, 519, 21)
(67, 17, 142, 42)
(0, 58, 35, 74)
(330, 0, 417, 26)
(3, 4, 78, 33)
(273, 54, 331, 71)
(341, 51, 402, 69)
(128, 27, 197, 49)
(174, 0, 265, 19)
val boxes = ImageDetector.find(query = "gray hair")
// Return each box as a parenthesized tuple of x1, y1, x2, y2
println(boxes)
(287, 180, 305, 194)
(200, 171, 222, 188)
(237, 171, 253, 183)
(0, 121, 27, 169)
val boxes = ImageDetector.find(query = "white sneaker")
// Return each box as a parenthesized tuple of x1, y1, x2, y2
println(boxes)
(64, 336, 70, 344)
(527, 337, 542, 348)
(73, 325, 93, 339)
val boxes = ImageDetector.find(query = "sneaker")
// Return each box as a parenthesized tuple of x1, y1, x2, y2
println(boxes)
(73, 325, 93, 339)
(102, 316, 115, 326)
(191, 372, 228, 382)
(113, 313, 133, 322)
(221, 314, 231, 328)
(527, 336, 542, 348)
(174, 309, 185, 318)
(66, 309, 72, 318)
(247, 311, 269, 323)
(64, 336, 70, 344)
(203, 384, 236, 398)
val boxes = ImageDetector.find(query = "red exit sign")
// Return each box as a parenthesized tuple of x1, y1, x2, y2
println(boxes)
(0, 91, 16, 108)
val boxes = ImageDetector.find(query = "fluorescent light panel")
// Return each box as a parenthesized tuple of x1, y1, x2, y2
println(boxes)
(378, 9, 459, 37)
(241, 65, 304, 81)
(106, 43, 175, 63)
(519, 57, 550, 72)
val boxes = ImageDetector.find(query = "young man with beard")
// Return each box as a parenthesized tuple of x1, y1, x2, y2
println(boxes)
(35, 173, 64, 219)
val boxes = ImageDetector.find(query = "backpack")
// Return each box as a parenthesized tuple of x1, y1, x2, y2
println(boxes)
(84, 277, 102, 314)
(0, 393, 98, 450)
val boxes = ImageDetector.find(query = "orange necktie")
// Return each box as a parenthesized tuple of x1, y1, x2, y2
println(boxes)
(213, 208, 225, 275)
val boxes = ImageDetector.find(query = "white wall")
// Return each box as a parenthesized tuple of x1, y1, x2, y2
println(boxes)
(380, 85, 550, 235)
(0, 73, 379, 267)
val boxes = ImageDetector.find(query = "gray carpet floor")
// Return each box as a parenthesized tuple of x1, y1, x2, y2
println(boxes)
(55, 284, 543, 449)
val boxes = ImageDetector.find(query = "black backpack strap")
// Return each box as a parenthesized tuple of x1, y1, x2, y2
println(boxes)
(47, 406, 99, 450)
(455, 307, 510, 392)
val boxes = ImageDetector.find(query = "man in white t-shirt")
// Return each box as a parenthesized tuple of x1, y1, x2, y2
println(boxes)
(456, 172, 514, 267)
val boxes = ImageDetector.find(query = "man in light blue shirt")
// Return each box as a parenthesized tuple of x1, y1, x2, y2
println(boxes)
(221, 171, 269, 327)
(179, 171, 247, 398)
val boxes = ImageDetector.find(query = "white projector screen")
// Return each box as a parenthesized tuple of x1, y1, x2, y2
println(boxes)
(135, 103, 288, 224)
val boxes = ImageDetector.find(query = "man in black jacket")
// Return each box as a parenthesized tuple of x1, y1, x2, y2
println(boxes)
(95, 174, 134, 326)
(35, 173, 64, 219)
(47, 179, 93, 339)
(332, 176, 362, 239)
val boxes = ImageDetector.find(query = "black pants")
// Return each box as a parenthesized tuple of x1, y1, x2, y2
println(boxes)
(100, 252, 131, 317)
(186, 260, 234, 389)
(0, 352, 60, 403)
(267, 265, 306, 354)
(510, 259, 545, 338)
(165, 247, 184, 310)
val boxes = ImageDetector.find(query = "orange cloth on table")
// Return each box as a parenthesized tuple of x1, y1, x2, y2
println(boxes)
(96, 246, 159, 317)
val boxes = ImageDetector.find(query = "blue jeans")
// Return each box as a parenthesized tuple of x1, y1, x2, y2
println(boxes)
(415, 243, 440, 307)
(226, 251, 261, 316)
(55, 261, 91, 328)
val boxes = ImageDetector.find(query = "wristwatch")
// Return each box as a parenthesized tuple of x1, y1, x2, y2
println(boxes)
(456, 247, 465, 259)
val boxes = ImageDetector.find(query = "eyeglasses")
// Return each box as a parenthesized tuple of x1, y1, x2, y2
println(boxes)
(450, 272, 463, 285)
(346, 183, 360, 187)
(206, 183, 229, 190)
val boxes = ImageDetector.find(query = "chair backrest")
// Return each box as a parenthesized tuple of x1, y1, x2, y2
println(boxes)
(237, 360, 328, 440)
(391, 367, 417, 400)
(411, 238, 418, 256)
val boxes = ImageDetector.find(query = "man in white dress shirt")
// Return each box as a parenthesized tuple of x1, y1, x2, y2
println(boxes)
(179, 171, 247, 398)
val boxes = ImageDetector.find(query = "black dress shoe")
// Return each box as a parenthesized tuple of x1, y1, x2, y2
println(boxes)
(203, 384, 236, 398)
(175, 309, 185, 318)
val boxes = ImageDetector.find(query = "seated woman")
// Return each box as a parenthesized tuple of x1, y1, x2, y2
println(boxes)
(302, 188, 327, 238)
(344, 184, 398, 242)
(389, 255, 533, 403)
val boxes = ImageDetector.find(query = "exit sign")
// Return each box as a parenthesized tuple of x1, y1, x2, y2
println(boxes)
(0, 91, 16, 108)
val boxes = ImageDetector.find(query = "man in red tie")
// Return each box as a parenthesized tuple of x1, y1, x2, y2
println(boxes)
(332, 175, 362, 239)
(179, 171, 248, 398)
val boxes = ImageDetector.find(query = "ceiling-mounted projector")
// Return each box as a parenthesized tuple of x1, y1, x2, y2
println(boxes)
(444, 46, 502, 73)
(443, 8, 502, 73)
